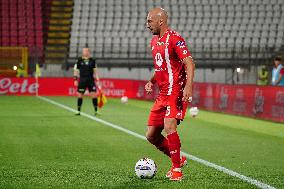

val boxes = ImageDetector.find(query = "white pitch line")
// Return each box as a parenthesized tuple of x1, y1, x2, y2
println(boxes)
(38, 96, 276, 189)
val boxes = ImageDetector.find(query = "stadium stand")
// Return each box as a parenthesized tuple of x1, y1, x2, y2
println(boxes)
(0, 0, 43, 57)
(0, 0, 43, 75)
(44, 0, 73, 64)
(1, 0, 283, 72)
(68, 0, 284, 68)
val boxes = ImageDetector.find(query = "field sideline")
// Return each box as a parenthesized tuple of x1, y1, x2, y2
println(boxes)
(0, 96, 283, 188)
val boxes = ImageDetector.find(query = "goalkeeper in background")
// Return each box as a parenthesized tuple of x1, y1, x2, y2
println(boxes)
(73, 48, 100, 115)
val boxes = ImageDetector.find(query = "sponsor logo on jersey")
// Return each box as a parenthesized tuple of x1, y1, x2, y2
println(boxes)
(157, 42, 164, 46)
(176, 40, 185, 46)
(155, 68, 167, 72)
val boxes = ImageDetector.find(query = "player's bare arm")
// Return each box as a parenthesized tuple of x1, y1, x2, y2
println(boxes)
(276, 74, 283, 85)
(182, 56, 195, 102)
(145, 73, 156, 94)
(73, 64, 79, 87)
(93, 68, 99, 81)
(93, 68, 101, 89)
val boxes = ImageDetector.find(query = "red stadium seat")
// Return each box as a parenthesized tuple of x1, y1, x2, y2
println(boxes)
(2, 31, 9, 37)
(10, 38, 18, 46)
(9, 9, 17, 17)
(17, 0, 25, 4)
(1, 18, 9, 23)
(10, 24, 18, 31)
(26, 11, 34, 17)
(10, 18, 17, 23)
(18, 38, 27, 45)
(1, 4, 8, 9)
(36, 38, 43, 44)
(2, 37, 10, 45)
(1, 24, 9, 31)
(28, 37, 35, 44)
(35, 17, 43, 24)
(17, 11, 25, 17)
(36, 31, 43, 37)
(18, 24, 26, 30)
(10, 30, 18, 37)
(0, 0, 43, 60)
(26, 6, 34, 12)
(35, 24, 43, 30)
(27, 22, 35, 29)
(18, 17, 26, 23)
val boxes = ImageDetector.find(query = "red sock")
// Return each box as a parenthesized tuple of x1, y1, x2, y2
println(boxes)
(155, 136, 170, 157)
(167, 131, 181, 169)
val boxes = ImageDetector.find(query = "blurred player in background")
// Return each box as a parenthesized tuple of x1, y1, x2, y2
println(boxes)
(257, 66, 268, 86)
(145, 8, 195, 181)
(16, 63, 26, 77)
(272, 56, 284, 86)
(74, 48, 100, 115)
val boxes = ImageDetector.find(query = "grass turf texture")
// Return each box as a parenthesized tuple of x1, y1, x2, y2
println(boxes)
(0, 96, 283, 188)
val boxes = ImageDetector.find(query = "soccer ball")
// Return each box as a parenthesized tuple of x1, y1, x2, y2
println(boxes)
(121, 96, 128, 104)
(135, 158, 157, 179)
(189, 107, 199, 117)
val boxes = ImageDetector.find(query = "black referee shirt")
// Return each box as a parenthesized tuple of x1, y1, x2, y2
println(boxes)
(75, 57, 96, 79)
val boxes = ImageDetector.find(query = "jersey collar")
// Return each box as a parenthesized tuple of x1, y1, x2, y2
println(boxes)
(158, 28, 170, 41)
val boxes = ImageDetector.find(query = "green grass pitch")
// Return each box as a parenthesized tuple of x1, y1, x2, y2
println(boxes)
(0, 96, 283, 188)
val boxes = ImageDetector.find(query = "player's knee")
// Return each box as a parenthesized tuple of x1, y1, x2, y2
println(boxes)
(164, 119, 177, 134)
(164, 127, 176, 135)
(146, 131, 156, 144)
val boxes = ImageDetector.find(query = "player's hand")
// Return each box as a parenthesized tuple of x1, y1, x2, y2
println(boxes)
(74, 80, 78, 87)
(182, 85, 192, 102)
(145, 81, 153, 94)
(96, 80, 102, 90)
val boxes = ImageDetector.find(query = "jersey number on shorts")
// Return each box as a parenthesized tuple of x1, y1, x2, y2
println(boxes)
(166, 106, 171, 116)
(155, 53, 163, 67)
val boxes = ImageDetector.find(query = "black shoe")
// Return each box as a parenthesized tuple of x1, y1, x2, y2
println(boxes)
(94, 111, 100, 116)
(75, 111, 80, 116)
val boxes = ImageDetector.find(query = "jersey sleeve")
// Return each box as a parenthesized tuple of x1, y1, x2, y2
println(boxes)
(280, 68, 284, 75)
(150, 38, 154, 51)
(92, 59, 96, 69)
(74, 58, 81, 69)
(171, 34, 192, 61)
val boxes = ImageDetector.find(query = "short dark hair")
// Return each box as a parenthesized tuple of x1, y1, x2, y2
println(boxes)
(274, 56, 282, 61)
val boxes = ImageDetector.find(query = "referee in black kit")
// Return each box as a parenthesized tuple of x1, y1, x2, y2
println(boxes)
(73, 48, 100, 115)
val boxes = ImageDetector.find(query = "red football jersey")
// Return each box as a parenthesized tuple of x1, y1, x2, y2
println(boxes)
(150, 29, 192, 95)
(280, 68, 284, 75)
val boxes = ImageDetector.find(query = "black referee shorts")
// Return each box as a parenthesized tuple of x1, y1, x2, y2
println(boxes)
(77, 78, 96, 94)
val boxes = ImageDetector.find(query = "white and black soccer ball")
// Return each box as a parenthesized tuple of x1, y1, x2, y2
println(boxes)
(135, 158, 157, 179)
(121, 96, 128, 104)
(189, 107, 199, 117)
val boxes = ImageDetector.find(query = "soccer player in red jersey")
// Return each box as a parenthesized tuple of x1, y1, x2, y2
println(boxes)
(145, 8, 195, 181)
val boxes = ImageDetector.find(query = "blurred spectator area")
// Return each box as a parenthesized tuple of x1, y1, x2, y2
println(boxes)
(68, 0, 284, 68)
(0, 0, 284, 71)
(0, 0, 44, 59)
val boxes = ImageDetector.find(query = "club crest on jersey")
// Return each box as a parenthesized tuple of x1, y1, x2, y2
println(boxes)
(83, 60, 89, 65)
(155, 53, 163, 67)
(157, 42, 164, 46)
(176, 41, 185, 46)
